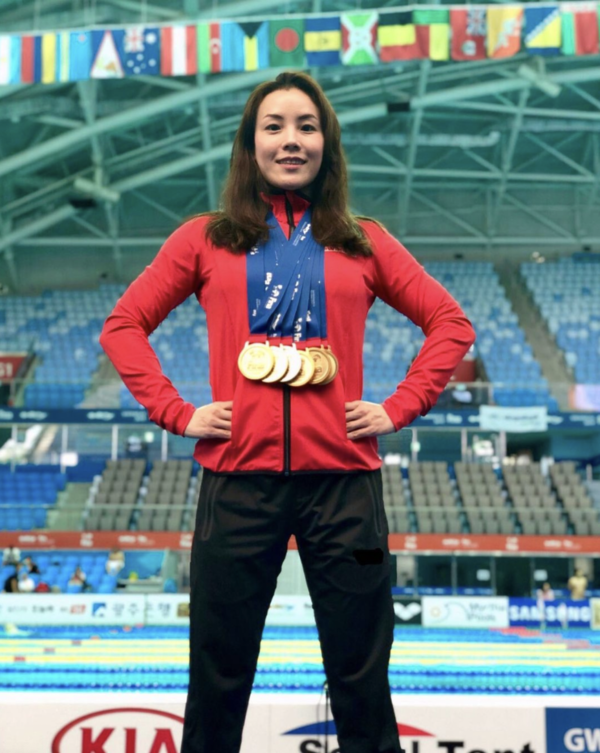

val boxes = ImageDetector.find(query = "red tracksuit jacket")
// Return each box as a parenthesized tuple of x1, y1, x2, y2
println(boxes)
(100, 190, 476, 474)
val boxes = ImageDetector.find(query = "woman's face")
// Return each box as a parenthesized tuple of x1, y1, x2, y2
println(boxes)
(254, 88, 324, 195)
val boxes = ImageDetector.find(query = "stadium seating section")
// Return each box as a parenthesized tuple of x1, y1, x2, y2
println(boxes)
(0, 262, 568, 411)
(364, 261, 556, 409)
(522, 258, 600, 385)
(0, 461, 596, 536)
(1, 551, 118, 594)
(0, 285, 122, 408)
(85, 458, 198, 532)
(0, 466, 66, 530)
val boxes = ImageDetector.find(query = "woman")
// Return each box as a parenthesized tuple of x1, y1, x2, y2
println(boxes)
(100, 71, 475, 753)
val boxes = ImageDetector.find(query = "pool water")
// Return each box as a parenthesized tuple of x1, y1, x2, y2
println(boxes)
(1, 625, 599, 694)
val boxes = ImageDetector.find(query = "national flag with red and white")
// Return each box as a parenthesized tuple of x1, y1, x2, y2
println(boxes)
(561, 2, 599, 55)
(198, 22, 222, 73)
(450, 8, 487, 60)
(161, 25, 197, 76)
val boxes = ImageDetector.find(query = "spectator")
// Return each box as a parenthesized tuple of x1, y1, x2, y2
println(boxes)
(568, 568, 588, 600)
(2, 573, 18, 593)
(68, 566, 87, 587)
(105, 547, 125, 577)
(536, 581, 555, 602)
(536, 580, 555, 629)
(21, 556, 40, 575)
(2, 545, 21, 567)
(34, 581, 51, 593)
(17, 569, 35, 593)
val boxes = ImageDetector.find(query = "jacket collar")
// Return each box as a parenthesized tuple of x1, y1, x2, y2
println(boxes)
(260, 189, 311, 213)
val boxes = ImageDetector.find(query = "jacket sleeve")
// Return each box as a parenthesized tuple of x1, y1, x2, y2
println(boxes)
(99, 218, 206, 436)
(362, 221, 476, 432)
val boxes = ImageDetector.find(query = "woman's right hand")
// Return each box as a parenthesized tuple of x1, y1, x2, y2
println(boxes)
(183, 401, 233, 439)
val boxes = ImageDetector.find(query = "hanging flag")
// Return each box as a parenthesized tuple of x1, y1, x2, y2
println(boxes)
(115, 26, 160, 76)
(20, 36, 35, 83)
(215, 21, 269, 71)
(341, 12, 378, 65)
(69, 31, 92, 81)
(450, 8, 487, 60)
(378, 11, 427, 61)
(304, 16, 341, 66)
(198, 22, 222, 73)
(269, 19, 304, 67)
(561, 2, 599, 55)
(37, 31, 82, 83)
(161, 25, 197, 76)
(525, 5, 561, 55)
(90, 30, 125, 78)
(40, 33, 58, 83)
(413, 9, 450, 60)
(487, 6, 523, 58)
(0, 35, 21, 85)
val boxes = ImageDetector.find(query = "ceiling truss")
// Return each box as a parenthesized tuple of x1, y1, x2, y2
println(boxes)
(0, 7, 600, 287)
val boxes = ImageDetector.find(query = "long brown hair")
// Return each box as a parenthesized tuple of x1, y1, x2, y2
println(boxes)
(196, 71, 382, 257)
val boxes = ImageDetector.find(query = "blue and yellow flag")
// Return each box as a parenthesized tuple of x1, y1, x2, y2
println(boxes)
(220, 21, 269, 71)
(525, 5, 561, 55)
(304, 17, 341, 66)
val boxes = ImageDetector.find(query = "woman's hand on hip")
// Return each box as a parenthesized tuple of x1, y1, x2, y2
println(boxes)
(183, 401, 233, 439)
(345, 401, 395, 440)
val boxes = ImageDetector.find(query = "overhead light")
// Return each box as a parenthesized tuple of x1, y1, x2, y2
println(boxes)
(517, 63, 561, 98)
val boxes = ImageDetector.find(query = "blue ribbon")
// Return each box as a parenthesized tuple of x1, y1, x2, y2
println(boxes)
(247, 208, 327, 342)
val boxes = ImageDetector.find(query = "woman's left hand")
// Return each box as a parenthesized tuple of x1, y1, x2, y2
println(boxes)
(345, 401, 395, 440)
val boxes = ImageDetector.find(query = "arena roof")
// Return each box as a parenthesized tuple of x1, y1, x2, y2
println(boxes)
(1, 0, 600, 293)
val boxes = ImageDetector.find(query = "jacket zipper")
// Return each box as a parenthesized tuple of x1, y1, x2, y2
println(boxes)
(283, 195, 295, 475)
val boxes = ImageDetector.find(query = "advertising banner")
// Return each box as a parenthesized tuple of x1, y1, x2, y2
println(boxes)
(479, 405, 548, 432)
(592, 599, 600, 630)
(0, 696, 548, 753)
(0, 354, 26, 383)
(0, 594, 319, 627)
(392, 596, 423, 625)
(0, 594, 146, 625)
(422, 596, 509, 628)
(265, 595, 316, 626)
(145, 594, 190, 625)
(546, 708, 600, 753)
(0, 406, 598, 431)
(509, 598, 592, 628)
(2, 530, 600, 554)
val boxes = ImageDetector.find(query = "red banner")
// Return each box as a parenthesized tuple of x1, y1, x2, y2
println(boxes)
(1, 531, 599, 554)
(0, 354, 26, 383)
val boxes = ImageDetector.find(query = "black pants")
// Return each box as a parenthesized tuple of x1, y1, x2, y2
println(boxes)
(181, 469, 403, 753)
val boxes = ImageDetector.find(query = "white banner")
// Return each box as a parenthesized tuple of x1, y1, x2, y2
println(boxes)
(0, 594, 145, 625)
(0, 694, 551, 753)
(0, 594, 317, 627)
(422, 596, 509, 628)
(479, 405, 548, 432)
(144, 594, 317, 626)
(145, 594, 190, 625)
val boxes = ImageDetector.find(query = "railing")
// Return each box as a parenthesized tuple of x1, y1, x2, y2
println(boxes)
(4, 378, 600, 410)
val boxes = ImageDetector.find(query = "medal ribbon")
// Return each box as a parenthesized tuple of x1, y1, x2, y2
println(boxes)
(247, 207, 327, 344)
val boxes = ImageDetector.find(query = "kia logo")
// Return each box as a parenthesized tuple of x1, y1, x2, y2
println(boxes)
(51, 708, 184, 753)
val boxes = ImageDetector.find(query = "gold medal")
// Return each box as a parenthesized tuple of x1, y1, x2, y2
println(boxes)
(321, 348, 339, 384)
(287, 350, 316, 387)
(307, 347, 331, 385)
(262, 345, 289, 383)
(280, 345, 302, 383)
(238, 342, 275, 381)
